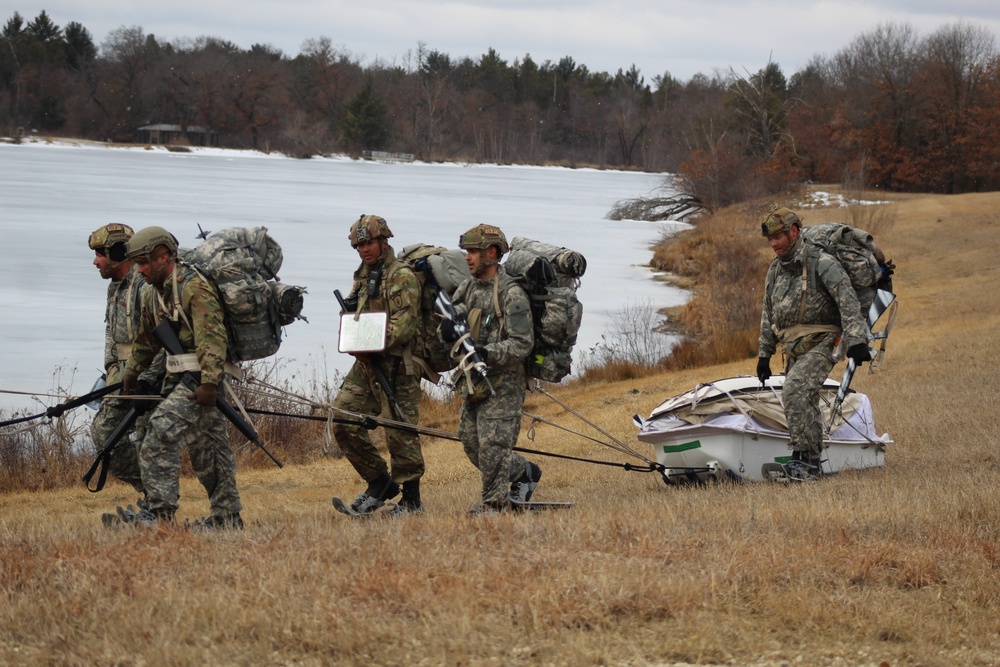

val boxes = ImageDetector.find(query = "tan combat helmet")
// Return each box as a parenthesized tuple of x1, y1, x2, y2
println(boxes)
(761, 207, 802, 237)
(458, 224, 509, 255)
(349, 214, 393, 248)
(88, 223, 135, 262)
(126, 226, 179, 260)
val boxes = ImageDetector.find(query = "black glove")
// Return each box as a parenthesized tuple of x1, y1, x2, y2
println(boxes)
(440, 319, 460, 343)
(847, 343, 872, 365)
(756, 357, 771, 384)
(341, 292, 359, 313)
(876, 259, 895, 292)
(474, 346, 489, 364)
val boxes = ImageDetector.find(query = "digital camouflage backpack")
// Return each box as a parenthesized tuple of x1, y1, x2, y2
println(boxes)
(503, 237, 586, 383)
(180, 227, 306, 361)
(800, 222, 892, 318)
(397, 243, 471, 382)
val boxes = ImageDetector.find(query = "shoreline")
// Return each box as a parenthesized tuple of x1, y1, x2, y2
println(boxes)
(2, 135, 669, 175)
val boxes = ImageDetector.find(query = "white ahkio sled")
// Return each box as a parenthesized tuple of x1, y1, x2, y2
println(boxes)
(633, 289, 898, 484)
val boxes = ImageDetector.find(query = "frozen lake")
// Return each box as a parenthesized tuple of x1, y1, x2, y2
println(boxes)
(0, 140, 688, 413)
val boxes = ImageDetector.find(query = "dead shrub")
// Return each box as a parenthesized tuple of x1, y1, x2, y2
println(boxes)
(654, 207, 769, 369)
(0, 367, 96, 492)
(579, 299, 676, 373)
(677, 137, 805, 212)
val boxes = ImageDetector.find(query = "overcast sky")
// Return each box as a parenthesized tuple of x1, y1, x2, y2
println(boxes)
(5, 1, 1000, 82)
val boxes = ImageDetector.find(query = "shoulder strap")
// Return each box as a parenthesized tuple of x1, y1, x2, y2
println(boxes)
(123, 271, 138, 343)
(492, 273, 504, 334)
(797, 261, 809, 325)
(154, 264, 193, 334)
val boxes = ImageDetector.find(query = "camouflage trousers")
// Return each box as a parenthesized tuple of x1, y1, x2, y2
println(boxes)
(332, 358, 423, 485)
(90, 396, 148, 494)
(140, 382, 242, 518)
(783, 333, 837, 458)
(458, 370, 531, 505)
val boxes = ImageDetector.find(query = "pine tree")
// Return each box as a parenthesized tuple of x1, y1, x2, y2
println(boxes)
(341, 76, 391, 151)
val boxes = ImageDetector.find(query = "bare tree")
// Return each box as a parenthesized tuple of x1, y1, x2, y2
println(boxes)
(725, 59, 794, 158)
(828, 22, 922, 187)
(918, 22, 998, 192)
(99, 25, 161, 137)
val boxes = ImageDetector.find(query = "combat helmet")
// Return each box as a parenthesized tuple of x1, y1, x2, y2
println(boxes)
(761, 207, 802, 237)
(458, 224, 509, 255)
(349, 214, 393, 248)
(126, 226, 179, 260)
(88, 223, 135, 262)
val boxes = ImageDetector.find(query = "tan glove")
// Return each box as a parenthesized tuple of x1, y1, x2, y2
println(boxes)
(122, 371, 140, 396)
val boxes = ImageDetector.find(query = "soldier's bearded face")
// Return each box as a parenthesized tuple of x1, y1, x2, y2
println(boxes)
(94, 251, 114, 280)
(137, 251, 171, 286)
(465, 248, 485, 277)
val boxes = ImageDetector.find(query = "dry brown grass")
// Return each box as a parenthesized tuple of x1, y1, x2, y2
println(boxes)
(650, 204, 769, 370)
(3, 190, 1000, 666)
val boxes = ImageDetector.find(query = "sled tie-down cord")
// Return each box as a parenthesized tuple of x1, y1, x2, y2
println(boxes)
(523, 382, 720, 484)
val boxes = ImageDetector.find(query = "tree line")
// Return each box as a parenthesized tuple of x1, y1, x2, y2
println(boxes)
(2, 11, 999, 205)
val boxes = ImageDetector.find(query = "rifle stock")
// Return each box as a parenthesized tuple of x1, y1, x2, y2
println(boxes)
(151, 320, 283, 468)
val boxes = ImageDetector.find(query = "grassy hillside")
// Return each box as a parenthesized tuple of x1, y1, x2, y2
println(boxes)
(2, 190, 999, 666)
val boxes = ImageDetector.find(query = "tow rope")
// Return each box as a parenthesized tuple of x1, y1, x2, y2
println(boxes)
(3, 377, 699, 483)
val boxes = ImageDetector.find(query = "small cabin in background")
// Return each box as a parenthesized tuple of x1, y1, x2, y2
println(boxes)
(362, 150, 414, 163)
(137, 124, 219, 147)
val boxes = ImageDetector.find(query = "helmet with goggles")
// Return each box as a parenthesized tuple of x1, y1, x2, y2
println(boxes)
(89, 223, 134, 262)
(760, 207, 802, 237)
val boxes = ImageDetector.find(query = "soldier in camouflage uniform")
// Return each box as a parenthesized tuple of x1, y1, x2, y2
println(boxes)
(118, 226, 243, 529)
(332, 215, 425, 516)
(757, 207, 872, 479)
(88, 224, 158, 503)
(443, 224, 542, 514)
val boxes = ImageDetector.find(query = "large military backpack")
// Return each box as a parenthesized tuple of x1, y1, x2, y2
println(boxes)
(800, 222, 890, 318)
(397, 243, 471, 382)
(503, 237, 586, 383)
(180, 227, 306, 361)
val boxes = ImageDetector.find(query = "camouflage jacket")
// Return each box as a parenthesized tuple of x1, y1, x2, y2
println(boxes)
(759, 238, 868, 358)
(452, 266, 534, 374)
(103, 265, 163, 385)
(348, 246, 420, 356)
(127, 262, 228, 386)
